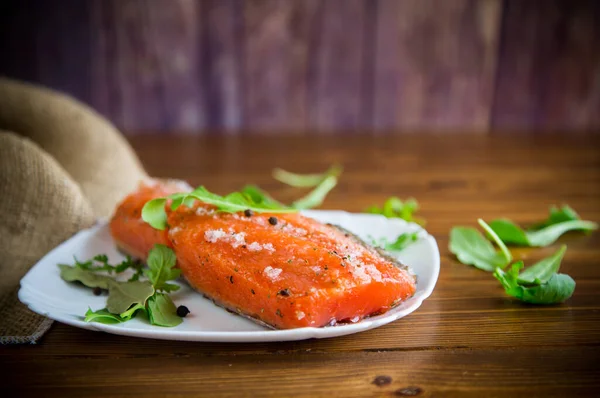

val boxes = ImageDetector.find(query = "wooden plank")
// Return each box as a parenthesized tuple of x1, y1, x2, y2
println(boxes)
(89, 0, 204, 132)
(4, 347, 599, 397)
(373, 0, 502, 131)
(307, 0, 370, 131)
(242, 0, 320, 132)
(200, 0, 244, 132)
(491, 0, 600, 131)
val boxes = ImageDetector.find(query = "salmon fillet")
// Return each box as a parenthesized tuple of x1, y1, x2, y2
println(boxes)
(110, 181, 417, 329)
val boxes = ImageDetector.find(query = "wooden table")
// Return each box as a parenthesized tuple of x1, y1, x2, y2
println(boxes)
(3, 134, 599, 397)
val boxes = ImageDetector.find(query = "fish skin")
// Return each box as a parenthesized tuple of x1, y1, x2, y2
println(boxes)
(110, 181, 417, 329)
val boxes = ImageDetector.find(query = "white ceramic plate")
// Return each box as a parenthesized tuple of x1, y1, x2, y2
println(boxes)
(19, 211, 439, 342)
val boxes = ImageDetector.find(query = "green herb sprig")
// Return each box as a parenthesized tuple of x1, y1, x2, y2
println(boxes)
(61, 244, 183, 327)
(366, 197, 425, 226)
(488, 205, 597, 247)
(448, 205, 595, 305)
(370, 232, 420, 252)
(142, 186, 297, 230)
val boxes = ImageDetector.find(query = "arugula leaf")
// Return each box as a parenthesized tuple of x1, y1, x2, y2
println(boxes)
(371, 232, 419, 251)
(494, 261, 575, 305)
(84, 308, 126, 324)
(240, 185, 285, 208)
(142, 186, 296, 230)
(144, 244, 181, 292)
(147, 293, 183, 327)
(273, 164, 343, 188)
(529, 205, 580, 230)
(58, 264, 113, 289)
(489, 218, 598, 247)
(106, 280, 154, 314)
(517, 245, 567, 285)
(366, 197, 425, 226)
(291, 175, 338, 210)
(449, 220, 512, 272)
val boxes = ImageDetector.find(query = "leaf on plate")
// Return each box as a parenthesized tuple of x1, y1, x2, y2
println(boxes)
(58, 264, 113, 289)
(142, 186, 297, 231)
(84, 308, 126, 324)
(106, 280, 155, 314)
(147, 293, 183, 327)
(374, 232, 419, 252)
(366, 197, 425, 226)
(144, 244, 181, 292)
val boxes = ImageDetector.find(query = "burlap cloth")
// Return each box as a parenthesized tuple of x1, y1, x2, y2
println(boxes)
(0, 78, 148, 343)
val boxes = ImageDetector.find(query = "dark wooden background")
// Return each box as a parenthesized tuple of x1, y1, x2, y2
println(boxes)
(1, 0, 599, 134)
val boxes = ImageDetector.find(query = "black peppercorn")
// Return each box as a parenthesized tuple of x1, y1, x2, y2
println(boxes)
(244, 209, 253, 217)
(92, 287, 103, 296)
(268, 216, 278, 225)
(278, 289, 291, 297)
(177, 305, 190, 317)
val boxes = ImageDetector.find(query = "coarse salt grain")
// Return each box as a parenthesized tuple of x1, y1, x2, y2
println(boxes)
(296, 311, 306, 320)
(264, 266, 282, 281)
(204, 229, 227, 243)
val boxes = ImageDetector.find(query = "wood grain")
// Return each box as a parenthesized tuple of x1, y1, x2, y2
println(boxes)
(243, 0, 319, 132)
(306, 0, 369, 131)
(492, 0, 600, 130)
(1, 133, 599, 396)
(200, 0, 244, 132)
(90, 0, 204, 131)
(373, 0, 502, 131)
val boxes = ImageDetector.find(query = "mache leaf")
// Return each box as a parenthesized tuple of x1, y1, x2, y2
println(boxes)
(147, 293, 183, 327)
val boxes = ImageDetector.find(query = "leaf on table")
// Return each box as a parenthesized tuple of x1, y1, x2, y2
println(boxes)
(529, 205, 581, 230)
(494, 262, 575, 305)
(488, 205, 597, 247)
(147, 293, 183, 327)
(449, 226, 511, 272)
(517, 245, 567, 285)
